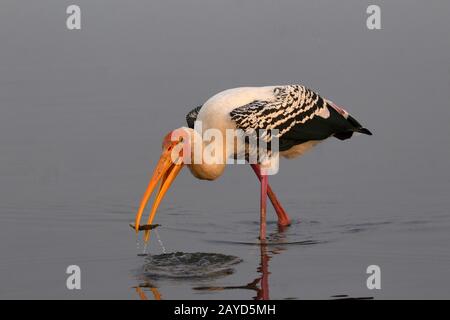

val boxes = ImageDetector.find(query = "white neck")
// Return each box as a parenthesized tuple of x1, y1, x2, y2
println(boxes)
(184, 128, 228, 181)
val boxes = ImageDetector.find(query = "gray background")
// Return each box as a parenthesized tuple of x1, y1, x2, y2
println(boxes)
(0, 0, 449, 299)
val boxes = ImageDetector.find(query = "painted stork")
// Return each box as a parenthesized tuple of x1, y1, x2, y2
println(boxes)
(134, 85, 372, 242)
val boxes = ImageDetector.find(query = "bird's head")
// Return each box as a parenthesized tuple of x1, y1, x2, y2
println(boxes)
(133, 127, 193, 239)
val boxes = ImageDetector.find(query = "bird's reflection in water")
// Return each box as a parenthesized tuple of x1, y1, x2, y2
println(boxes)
(134, 282, 162, 300)
(134, 226, 289, 300)
(134, 244, 281, 300)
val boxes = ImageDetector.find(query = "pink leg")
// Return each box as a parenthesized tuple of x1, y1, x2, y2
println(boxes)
(251, 164, 291, 227)
(260, 173, 268, 241)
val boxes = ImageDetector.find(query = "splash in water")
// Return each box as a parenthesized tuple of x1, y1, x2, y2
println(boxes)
(142, 252, 242, 279)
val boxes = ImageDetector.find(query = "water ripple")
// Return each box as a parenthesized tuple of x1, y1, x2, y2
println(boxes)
(140, 252, 242, 279)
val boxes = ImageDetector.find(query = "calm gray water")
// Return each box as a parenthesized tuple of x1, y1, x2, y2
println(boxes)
(1, 0, 449, 299)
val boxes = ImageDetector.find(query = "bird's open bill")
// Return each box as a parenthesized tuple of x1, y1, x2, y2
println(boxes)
(134, 140, 184, 242)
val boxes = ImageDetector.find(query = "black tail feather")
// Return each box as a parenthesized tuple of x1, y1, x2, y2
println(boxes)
(356, 127, 372, 135)
(346, 114, 372, 136)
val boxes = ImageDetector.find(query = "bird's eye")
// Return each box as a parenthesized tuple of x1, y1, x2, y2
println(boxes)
(179, 137, 184, 143)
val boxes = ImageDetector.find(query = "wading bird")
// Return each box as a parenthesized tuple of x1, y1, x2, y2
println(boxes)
(134, 85, 371, 242)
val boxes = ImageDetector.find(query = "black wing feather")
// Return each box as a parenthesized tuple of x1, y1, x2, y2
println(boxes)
(230, 85, 370, 151)
(186, 105, 202, 129)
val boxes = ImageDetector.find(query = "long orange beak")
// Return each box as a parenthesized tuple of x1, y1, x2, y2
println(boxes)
(134, 141, 184, 242)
